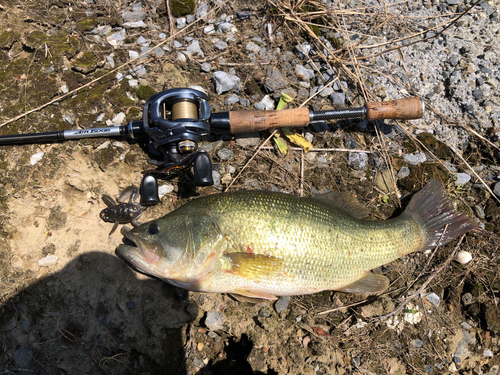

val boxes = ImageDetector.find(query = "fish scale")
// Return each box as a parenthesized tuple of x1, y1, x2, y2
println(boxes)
(117, 179, 478, 301)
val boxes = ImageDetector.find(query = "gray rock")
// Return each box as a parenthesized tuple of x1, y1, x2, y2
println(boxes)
(192, 358, 205, 368)
(403, 152, 427, 165)
(294, 42, 311, 59)
(205, 311, 225, 330)
(454, 339, 469, 357)
(412, 339, 423, 348)
(462, 292, 474, 306)
(443, 161, 457, 172)
(446, 0, 460, 4)
(315, 156, 329, 168)
(176, 17, 186, 29)
(330, 92, 346, 105)
(185, 40, 204, 58)
(472, 88, 483, 100)
(493, 181, 500, 197)
(246, 41, 261, 53)
(235, 132, 260, 147)
(213, 38, 228, 50)
(295, 64, 315, 81)
(63, 114, 73, 125)
(107, 29, 126, 47)
(474, 205, 485, 220)
(213, 71, 240, 94)
(254, 95, 275, 111)
(217, 148, 234, 161)
(348, 152, 367, 170)
(200, 62, 211, 72)
(462, 330, 476, 345)
(196, 2, 209, 19)
(455, 173, 471, 185)
(122, 10, 146, 23)
(275, 296, 291, 313)
(397, 166, 410, 178)
(224, 93, 239, 105)
(265, 67, 288, 92)
(14, 346, 32, 369)
(211, 170, 220, 185)
(425, 292, 441, 306)
(237, 11, 251, 20)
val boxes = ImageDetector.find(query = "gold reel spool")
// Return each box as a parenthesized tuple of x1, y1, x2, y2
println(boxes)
(171, 100, 198, 121)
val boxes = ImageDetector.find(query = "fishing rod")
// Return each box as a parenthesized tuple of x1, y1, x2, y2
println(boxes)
(0, 88, 424, 204)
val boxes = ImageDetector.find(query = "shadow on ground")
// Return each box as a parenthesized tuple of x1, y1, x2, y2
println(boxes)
(1, 251, 194, 374)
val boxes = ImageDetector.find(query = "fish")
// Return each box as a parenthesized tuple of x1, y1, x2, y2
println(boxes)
(116, 179, 478, 302)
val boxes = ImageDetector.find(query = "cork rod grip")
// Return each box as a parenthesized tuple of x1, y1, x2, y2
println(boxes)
(365, 97, 424, 121)
(228, 107, 310, 134)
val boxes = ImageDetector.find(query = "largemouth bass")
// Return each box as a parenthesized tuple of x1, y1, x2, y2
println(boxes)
(117, 179, 477, 301)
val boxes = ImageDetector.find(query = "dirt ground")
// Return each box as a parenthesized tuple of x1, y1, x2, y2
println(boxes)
(0, 1, 499, 374)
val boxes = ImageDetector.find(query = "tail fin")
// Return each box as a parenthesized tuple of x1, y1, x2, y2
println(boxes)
(404, 179, 478, 249)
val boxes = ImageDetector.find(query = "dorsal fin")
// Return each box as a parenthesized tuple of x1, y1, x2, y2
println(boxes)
(308, 192, 370, 219)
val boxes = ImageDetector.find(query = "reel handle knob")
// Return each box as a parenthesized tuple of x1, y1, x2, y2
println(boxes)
(193, 152, 213, 186)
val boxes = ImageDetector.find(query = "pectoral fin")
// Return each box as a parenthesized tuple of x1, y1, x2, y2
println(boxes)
(336, 273, 389, 294)
(222, 253, 283, 282)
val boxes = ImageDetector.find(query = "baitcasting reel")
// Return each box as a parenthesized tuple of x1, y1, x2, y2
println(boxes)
(134, 88, 214, 206)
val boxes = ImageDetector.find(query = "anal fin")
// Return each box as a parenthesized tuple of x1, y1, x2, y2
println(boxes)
(336, 273, 389, 294)
(229, 293, 276, 304)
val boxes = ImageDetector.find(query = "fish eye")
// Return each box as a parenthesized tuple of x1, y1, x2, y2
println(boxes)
(148, 223, 159, 235)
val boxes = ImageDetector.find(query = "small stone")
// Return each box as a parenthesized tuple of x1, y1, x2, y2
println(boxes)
(265, 67, 287, 92)
(176, 17, 186, 29)
(348, 152, 367, 170)
(472, 88, 483, 100)
(30, 151, 45, 166)
(60, 84, 69, 94)
(455, 173, 471, 185)
(213, 71, 240, 95)
(14, 346, 32, 369)
(443, 161, 457, 172)
(224, 93, 239, 105)
(330, 92, 346, 105)
(192, 358, 205, 369)
(315, 156, 328, 168)
(462, 292, 474, 306)
(205, 311, 224, 331)
(158, 184, 174, 199)
(63, 114, 73, 124)
(295, 64, 315, 81)
(275, 296, 291, 313)
(483, 349, 494, 357)
(294, 42, 311, 59)
(461, 322, 472, 329)
(217, 148, 234, 161)
(112, 112, 126, 124)
(425, 293, 440, 307)
(200, 62, 211, 72)
(212, 170, 220, 186)
(493, 182, 500, 197)
(246, 41, 261, 53)
(403, 152, 426, 165)
(122, 10, 146, 23)
(413, 339, 423, 348)
(456, 250, 472, 265)
(425, 365, 433, 373)
(235, 132, 260, 147)
(474, 205, 485, 220)
(185, 40, 204, 58)
(38, 255, 58, 267)
(397, 166, 410, 178)
(254, 95, 275, 111)
(107, 29, 127, 47)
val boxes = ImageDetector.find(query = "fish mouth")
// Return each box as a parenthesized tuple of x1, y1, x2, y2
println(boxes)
(115, 232, 164, 279)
